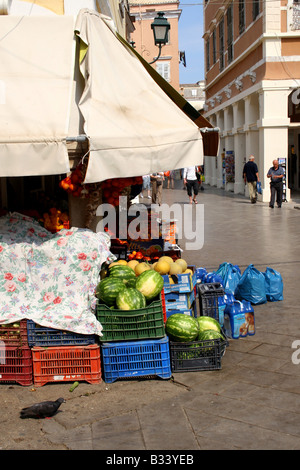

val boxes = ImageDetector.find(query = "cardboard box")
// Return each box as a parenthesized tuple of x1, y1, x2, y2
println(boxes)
(162, 266, 197, 294)
(164, 289, 195, 311)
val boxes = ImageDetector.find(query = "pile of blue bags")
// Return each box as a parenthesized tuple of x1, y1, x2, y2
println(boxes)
(196, 263, 283, 340)
(196, 262, 284, 305)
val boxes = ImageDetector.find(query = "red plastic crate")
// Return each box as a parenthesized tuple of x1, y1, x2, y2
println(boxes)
(0, 345, 33, 386)
(161, 289, 167, 323)
(0, 320, 28, 347)
(31, 344, 101, 387)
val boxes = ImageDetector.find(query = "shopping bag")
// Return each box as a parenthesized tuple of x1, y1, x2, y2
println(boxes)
(215, 262, 241, 295)
(263, 267, 283, 301)
(256, 181, 262, 194)
(235, 264, 267, 305)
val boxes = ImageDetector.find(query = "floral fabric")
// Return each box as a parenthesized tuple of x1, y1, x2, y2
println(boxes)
(0, 213, 114, 336)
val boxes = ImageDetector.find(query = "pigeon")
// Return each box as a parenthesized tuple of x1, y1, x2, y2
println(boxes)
(20, 398, 65, 419)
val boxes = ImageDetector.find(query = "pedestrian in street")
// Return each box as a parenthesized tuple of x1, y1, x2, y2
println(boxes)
(183, 166, 199, 204)
(140, 175, 151, 199)
(243, 155, 260, 204)
(165, 170, 175, 189)
(267, 159, 285, 208)
(150, 172, 164, 205)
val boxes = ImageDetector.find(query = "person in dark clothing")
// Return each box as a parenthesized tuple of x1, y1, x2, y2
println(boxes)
(267, 159, 285, 208)
(243, 155, 260, 203)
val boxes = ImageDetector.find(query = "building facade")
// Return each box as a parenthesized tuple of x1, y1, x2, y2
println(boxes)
(203, 0, 300, 201)
(129, 0, 181, 92)
(180, 80, 205, 112)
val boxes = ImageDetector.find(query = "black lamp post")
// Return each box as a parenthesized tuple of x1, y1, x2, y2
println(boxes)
(149, 12, 170, 64)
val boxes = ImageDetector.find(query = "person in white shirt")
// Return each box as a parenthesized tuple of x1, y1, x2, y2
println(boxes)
(183, 167, 199, 204)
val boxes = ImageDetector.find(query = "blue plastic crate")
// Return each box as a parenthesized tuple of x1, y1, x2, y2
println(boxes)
(27, 320, 96, 347)
(101, 336, 172, 383)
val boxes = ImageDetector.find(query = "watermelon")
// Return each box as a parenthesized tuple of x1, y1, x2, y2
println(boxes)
(198, 329, 224, 341)
(165, 313, 199, 342)
(109, 265, 136, 285)
(116, 288, 146, 310)
(135, 270, 164, 301)
(197, 316, 221, 338)
(96, 277, 126, 306)
(197, 329, 225, 354)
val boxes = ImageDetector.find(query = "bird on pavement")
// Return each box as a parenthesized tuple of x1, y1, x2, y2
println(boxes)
(20, 398, 65, 419)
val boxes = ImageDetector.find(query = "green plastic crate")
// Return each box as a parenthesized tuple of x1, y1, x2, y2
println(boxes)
(96, 295, 165, 342)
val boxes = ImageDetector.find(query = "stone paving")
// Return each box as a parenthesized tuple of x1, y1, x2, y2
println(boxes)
(1, 181, 300, 451)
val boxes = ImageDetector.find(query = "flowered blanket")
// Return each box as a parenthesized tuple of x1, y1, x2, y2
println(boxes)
(0, 213, 114, 336)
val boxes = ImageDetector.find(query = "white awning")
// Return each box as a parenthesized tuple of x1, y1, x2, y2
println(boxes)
(0, 10, 206, 181)
(75, 9, 204, 184)
(0, 15, 76, 177)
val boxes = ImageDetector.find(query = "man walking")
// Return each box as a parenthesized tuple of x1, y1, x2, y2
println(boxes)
(267, 159, 285, 208)
(243, 155, 260, 204)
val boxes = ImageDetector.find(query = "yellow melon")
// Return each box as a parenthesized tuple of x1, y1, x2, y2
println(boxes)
(154, 260, 171, 275)
(169, 262, 183, 275)
(135, 262, 151, 276)
(175, 258, 188, 272)
(159, 256, 173, 265)
(183, 268, 193, 275)
(127, 260, 139, 270)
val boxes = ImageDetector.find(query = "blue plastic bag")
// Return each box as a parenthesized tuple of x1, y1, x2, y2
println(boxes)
(256, 181, 262, 194)
(215, 262, 241, 295)
(204, 272, 224, 285)
(235, 264, 267, 305)
(263, 267, 283, 301)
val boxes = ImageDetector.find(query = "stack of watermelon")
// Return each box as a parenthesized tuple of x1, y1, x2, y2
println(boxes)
(96, 264, 164, 310)
(165, 314, 225, 343)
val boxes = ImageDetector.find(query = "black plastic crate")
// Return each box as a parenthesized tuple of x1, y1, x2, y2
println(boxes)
(197, 283, 225, 322)
(169, 335, 228, 372)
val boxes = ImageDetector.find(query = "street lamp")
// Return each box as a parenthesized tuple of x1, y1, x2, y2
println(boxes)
(149, 12, 170, 64)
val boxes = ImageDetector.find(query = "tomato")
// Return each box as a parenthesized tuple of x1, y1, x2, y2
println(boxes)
(135, 251, 143, 260)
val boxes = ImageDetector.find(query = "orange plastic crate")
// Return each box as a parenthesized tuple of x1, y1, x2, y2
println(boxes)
(31, 344, 101, 387)
(0, 346, 33, 386)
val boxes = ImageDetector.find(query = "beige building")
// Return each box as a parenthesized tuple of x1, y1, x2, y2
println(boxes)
(203, 0, 300, 201)
(180, 80, 205, 112)
(129, 0, 181, 92)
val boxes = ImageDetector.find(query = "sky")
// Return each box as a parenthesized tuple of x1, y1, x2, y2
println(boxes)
(178, 1, 204, 84)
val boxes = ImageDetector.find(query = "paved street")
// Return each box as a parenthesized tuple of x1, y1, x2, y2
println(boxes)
(1, 180, 300, 451)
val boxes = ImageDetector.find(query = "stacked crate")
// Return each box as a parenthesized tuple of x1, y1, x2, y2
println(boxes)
(0, 320, 33, 386)
(27, 321, 101, 387)
(162, 266, 197, 319)
(96, 292, 172, 383)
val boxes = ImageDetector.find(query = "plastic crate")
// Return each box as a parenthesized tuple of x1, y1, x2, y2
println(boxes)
(27, 320, 96, 347)
(0, 345, 33, 386)
(0, 320, 28, 347)
(96, 294, 166, 342)
(101, 336, 172, 383)
(198, 283, 225, 322)
(31, 344, 101, 387)
(169, 336, 228, 373)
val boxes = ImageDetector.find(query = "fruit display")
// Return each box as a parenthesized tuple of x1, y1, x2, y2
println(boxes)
(96, 259, 164, 311)
(40, 208, 69, 233)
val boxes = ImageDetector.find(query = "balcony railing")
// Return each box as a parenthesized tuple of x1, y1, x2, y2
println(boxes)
(291, 2, 300, 31)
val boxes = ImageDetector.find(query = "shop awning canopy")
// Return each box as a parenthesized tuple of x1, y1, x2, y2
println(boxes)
(0, 9, 219, 182)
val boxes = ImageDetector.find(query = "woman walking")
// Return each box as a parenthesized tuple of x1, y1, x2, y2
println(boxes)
(183, 167, 199, 204)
